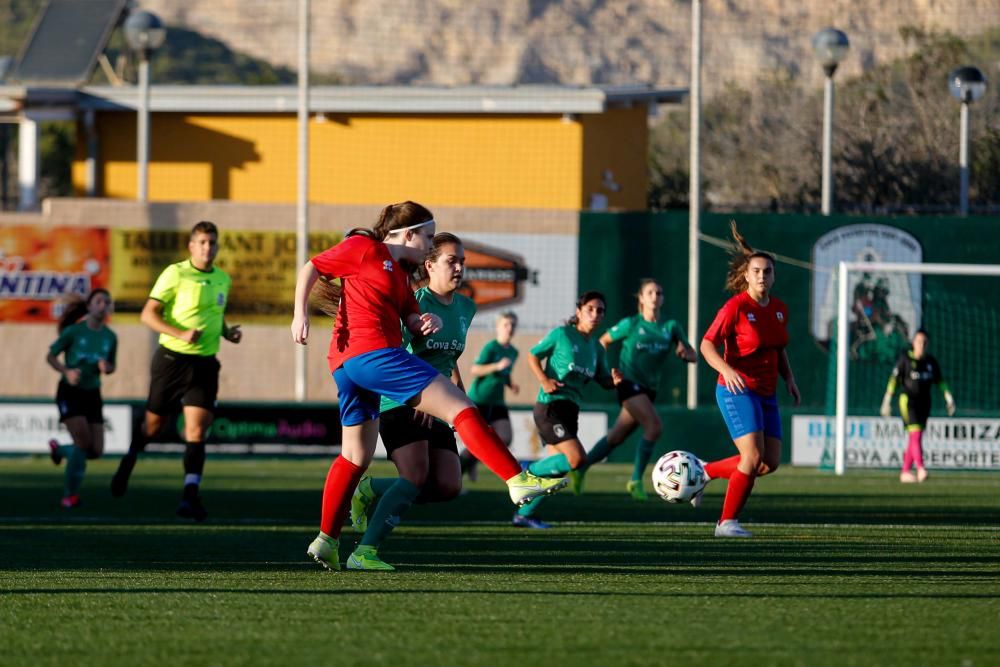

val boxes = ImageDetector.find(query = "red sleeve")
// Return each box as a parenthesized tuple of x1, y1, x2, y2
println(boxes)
(399, 279, 420, 321)
(310, 236, 364, 279)
(703, 297, 738, 345)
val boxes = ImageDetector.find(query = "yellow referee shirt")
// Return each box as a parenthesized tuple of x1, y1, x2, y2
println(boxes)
(149, 260, 232, 356)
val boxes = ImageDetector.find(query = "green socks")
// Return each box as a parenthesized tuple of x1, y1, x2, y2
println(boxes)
(360, 478, 420, 548)
(370, 477, 397, 496)
(64, 446, 87, 496)
(516, 493, 546, 517)
(631, 438, 657, 482)
(586, 436, 614, 468)
(528, 453, 572, 477)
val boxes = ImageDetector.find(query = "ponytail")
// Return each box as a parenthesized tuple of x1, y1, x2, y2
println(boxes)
(724, 221, 774, 294)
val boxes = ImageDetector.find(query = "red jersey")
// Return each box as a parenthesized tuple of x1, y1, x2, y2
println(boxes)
(311, 235, 420, 372)
(703, 291, 789, 395)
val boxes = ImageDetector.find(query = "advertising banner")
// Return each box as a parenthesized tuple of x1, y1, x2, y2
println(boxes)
(0, 226, 110, 322)
(792, 415, 1000, 470)
(459, 232, 577, 331)
(109, 229, 344, 316)
(108, 228, 558, 323)
(0, 403, 132, 454)
(147, 403, 342, 452)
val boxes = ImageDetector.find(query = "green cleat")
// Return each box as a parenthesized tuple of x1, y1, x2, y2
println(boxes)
(506, 470, 568, 506)
(568, 468, 586, 496)
(306, 532, 340, 571)
(350, 473, 376, 533)
(347, 545, 395, 571)
(626, 480, 648, 501)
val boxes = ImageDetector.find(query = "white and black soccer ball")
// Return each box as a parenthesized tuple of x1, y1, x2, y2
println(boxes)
(651, 450, 707, 503)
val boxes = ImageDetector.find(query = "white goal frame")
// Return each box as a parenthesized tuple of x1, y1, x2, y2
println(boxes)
(834, 261, 1000, 475)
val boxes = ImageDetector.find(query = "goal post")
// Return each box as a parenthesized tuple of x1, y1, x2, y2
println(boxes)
(834, 261, 1000, 475)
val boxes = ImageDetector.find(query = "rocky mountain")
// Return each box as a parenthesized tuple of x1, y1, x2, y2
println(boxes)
(139, 0, 998, 94)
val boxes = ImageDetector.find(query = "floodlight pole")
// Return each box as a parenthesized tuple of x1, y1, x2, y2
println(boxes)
(821, 71, 835, 215)
(959, 100, 970, 216)
(294, 0, 311, 402)
(137, 53, 151, 202)
(686, 0, 702, 409)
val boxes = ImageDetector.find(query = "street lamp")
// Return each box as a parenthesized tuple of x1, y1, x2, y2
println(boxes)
(948, 66, 987, 216)
(812, 27, 849, 216)
(124, 10, 166, 203)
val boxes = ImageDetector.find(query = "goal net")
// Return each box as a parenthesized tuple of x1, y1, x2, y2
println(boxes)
(825, 261, 1000, 474)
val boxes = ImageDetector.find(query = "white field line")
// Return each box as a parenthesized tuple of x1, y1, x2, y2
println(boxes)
(0, 516, 998, 531)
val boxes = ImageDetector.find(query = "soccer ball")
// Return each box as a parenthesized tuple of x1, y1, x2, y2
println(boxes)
(651, 450, 707, 503)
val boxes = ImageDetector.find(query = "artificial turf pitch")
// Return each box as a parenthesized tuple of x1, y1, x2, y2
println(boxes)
(1, 457, 998, 666)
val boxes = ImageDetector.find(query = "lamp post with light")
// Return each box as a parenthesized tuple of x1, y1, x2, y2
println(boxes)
(812, 27, 849, 216)
(124, 10, 166, 203)
(948, 66, 987, 216)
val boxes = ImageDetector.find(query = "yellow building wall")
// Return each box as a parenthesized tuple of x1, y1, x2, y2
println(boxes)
(73, 109, 645, 210)
(580, 106, 649, 211)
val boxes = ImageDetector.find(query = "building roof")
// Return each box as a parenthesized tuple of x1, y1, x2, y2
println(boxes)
(0, 83, 687, 117)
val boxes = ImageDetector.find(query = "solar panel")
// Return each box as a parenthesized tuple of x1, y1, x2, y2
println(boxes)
(10, 0, 127, 87)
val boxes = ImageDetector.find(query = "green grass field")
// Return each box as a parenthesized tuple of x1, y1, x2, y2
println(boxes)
(1, 457, 998, 666)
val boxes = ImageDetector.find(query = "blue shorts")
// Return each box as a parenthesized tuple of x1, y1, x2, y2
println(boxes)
(715, 385, 782, 441)
(333, 348, 440, 426)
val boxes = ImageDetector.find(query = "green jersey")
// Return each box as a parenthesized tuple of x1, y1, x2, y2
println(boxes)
(467, 339, 519, 406)
(380, 287, 477, 412)
(605, 315, 690, 391)
(149, 260, 232, 356)
(531, 325, 610, 405)
(49, 322, 118, 390)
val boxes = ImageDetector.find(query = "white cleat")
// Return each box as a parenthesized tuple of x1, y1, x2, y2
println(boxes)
(690, 489, 704, 508)
(916, 467, 929, 483)
(899, 471, 917, 483)
(306, 533, 340, 571)
(714, 519, 753, 538)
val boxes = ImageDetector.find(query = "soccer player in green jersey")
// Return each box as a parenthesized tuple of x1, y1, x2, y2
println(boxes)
(517, 291, 615, 528)
(46, 289, 117, 509)
(111, 221, 242, 522)
(461, 311, 520, 482)
(347, 232, 477, 570)
(577, 279, 696, 499)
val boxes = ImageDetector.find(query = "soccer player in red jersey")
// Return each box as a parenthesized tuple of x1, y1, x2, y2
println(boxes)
(698, 222, 800, 538)
(291, 201, 566, 570)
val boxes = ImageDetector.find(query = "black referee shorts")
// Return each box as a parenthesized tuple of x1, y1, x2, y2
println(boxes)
(146, 345, 220, 415)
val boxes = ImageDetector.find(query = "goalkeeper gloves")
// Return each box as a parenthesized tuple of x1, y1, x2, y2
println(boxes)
(944, 392, 956, 417)
(880, 392, 892, 418)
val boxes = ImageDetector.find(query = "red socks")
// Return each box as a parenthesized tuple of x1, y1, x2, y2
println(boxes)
(319, 456, 365, 538)
(453, 407, 522, 480)
(705, 455, 741, 480)
(720, 469, 755, 522)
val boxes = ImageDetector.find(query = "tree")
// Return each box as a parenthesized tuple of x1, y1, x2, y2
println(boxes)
(648, 27, 1000, 213)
